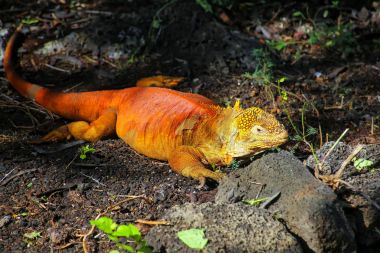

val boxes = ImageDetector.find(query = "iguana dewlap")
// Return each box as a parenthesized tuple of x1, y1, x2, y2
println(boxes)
(3, 26, 288, 186)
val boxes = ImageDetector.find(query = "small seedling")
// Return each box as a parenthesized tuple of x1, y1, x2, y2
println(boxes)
(177, 228, 208, 250)
(24, 231, 41, 245)
(277, 77, 288, 102)
(90, 216, 152, 253)
(24, 231, 41, 240)
(21, 17, 39, 25)
(242, 48, 273, 86)
(79, 145, 96, 160)
(242, 197, 269, 207)
(352, 157, 374, 171)
(292, 11, 306, 19)
(228, 159, 241, 170)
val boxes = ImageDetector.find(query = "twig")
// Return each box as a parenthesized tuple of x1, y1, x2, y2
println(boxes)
(1, 168, 37, 186)
(260, 192, 281, 209)
(44, 63, 71, 73)
(73, 163, 118, 167)
(135, 219, 170, 226)
(80, 172, 106, 186)
(0, 168, 15, 184)
(54, 241, 81, 250)
(315, 128, 349, 178)
(319, 144, 364, 189)
(335, 145, 363, 178)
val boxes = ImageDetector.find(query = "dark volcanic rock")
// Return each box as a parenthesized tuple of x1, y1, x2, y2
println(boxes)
(145, 202, 302, 253)
(155, 0, 259, 74)
(216, 151, 356, 253)
(306, 142, 380, 247)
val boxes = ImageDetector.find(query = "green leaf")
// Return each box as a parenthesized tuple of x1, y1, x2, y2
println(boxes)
(353, 158, 374, 171)
(24, 231, 41, 239)
(177, 228, 208, 250)
(196, 0, 213, 13)
(108, 234, 119, 242)
(117, 242, 134, 253)
(292, 11, 305, 19)
(306, 127, 318, 136)
(242, 197, 269, 206)
(138, 246, 153, 253)
(323, 10, 329, 18)
(90, 217, 117, 234)
(277, 77, 287, 84)
(113, 224, 141, 241)
(152, 19, 160, 29)
(22, 17, 39, 25)
(267, 40, 288, 51)
(109, 250, 120, 253)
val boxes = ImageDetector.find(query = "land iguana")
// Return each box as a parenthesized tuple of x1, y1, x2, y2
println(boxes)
(3, 26, 288, 186)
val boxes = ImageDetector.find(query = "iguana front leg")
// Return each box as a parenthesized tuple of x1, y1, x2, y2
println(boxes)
(168, 146, 225, 187)
(31, 110, 117, 143)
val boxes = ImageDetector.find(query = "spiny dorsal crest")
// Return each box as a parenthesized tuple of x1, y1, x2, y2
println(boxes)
(236, 107, 265, 131)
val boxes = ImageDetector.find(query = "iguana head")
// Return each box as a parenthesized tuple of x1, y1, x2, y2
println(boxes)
(223, 103, 288, 158)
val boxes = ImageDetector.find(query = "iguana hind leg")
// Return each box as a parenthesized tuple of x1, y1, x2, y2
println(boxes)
(168, 146, 225, 187)
(136, 75, 184, 88)
(31, 110, 117, 143)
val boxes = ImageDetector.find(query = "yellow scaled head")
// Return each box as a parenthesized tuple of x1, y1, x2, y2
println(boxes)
(226, 106, 288, 157)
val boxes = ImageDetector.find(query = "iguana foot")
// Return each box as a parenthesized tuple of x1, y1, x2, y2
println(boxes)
(30, 125, 72, 144)
(196, 170, 226, 188)
(136, 75, 184, 88)
(185, 168, 225, 187)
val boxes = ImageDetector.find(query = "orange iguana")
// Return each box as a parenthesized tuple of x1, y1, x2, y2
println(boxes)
(3, 26, 288, 186)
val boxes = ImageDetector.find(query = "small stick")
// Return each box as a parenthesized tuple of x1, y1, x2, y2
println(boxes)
(0, 168, 15, 184)
(45, 63, 71, 73)
(80, 172, 106, 186)
(260, 192, 281, 209)
(335, 144, 363, 179)
(1, 168, 37, 186)
(135, 219, 170, 226)
(315, 128, 349, 177)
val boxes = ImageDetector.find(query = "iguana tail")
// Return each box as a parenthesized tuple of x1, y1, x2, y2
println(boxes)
(3, 26, 117, 122)
(3, 25, 50, 101)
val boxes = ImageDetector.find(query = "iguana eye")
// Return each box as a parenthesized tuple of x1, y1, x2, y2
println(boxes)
(252, 125, 266, 134)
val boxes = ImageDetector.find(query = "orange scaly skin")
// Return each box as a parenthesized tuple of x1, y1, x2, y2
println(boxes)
(4, 27, 288, 185)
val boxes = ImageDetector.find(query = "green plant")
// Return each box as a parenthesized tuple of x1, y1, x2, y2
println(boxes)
(24, 231, 41, 246)
(90, 216, 152, 253)
(21, 17, 39, 25)
(276, 77, 288, 102)
(292, 11, 306, 19)
(266, 39, 290, 51)
(228, 159, 241, 170)
(308, 23, 357, 57)
(242, 48, 273, 86)
(195, 0, 234, 13)
(242, 197, 268, 206)
(177, 228, 208, 250)
(352, 157, 374, 171)
(24, 231, 41, 239)
(79, 144, 96, 160)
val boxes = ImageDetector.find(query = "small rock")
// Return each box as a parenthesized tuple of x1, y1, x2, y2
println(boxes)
(145, 202, 302, 253)
(0, 215, 11, 228)
(307, 142, 380, 246)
